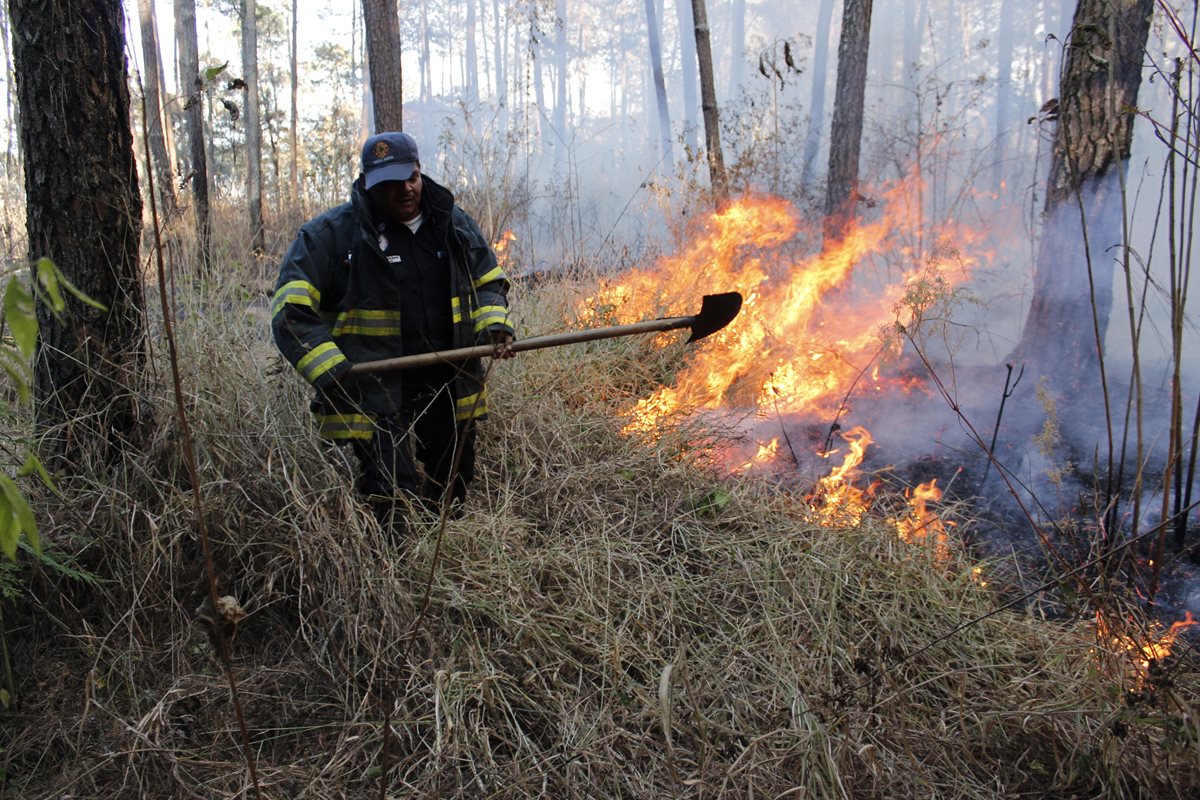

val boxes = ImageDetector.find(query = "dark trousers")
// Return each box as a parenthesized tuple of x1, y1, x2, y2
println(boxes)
(351, 386, 476, 521)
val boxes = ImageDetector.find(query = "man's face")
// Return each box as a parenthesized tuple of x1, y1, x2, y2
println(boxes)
(368, 167, 423, 224)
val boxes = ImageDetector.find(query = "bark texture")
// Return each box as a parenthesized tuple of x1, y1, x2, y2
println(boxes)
(691, 0, 728, 203)
(362, 0, 404, 132)
(1015, 0, 1154, 387)
(824, 0, 873, 243)
(9, 0, 145, 464)
(175, 0, 211, 272)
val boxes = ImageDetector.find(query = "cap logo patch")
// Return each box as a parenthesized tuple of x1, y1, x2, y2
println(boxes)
(373, 141, 390, 159)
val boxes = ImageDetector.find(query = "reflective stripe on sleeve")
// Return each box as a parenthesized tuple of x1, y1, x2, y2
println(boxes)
(456, 389, 488, 421)
(296, 341, 347, 384)
(332, 309, 403, 336)
(317, 412, 375, 440)
(272, 280, 321, 317)
(471, 305, 510, 332)
(473, 266, 505, 288)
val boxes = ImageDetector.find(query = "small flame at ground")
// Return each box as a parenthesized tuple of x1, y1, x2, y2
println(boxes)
(893, 479, 954, 559)
(806, 426, 875, 526)
(493, 229, 517, 270)
(1095, 610, 1198, 691)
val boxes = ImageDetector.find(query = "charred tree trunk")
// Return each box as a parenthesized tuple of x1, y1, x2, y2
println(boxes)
(691, 0, 728, 204)
(1013, 0, 1154, 388)
(362, 0, 403, 132)
(824, 0, 874, 244)
(175, 0, 211, 273)
(9, 0, 145, 466)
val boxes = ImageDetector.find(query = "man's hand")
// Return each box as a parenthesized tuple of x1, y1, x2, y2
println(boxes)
(489, 330, 516, 359)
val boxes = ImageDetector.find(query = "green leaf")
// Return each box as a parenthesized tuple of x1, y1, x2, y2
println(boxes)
(0, 346, 32, 404)
(0, 494, 16, 561)
(17, 453, 59, 495)
(0, 475, 39, 557)
(53, 269, 107, 312)
(3, 276, 38, 357)
(205, 61, 229, 81)
(34, 257, 67, 313)
(693, 487, 732, 517)
(0, 687, 10, 710)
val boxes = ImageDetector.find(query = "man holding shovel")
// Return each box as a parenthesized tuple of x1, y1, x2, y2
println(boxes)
(271, 131, 514, 532)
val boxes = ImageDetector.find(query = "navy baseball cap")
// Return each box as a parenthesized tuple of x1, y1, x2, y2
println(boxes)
(361, 131, 419, 189)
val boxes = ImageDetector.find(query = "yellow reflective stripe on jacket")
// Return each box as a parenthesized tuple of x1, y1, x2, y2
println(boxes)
(272, 280, 321, 317)
(473, 266, 505, 288)
(471, 305, 510, 333)
(456, 389, 488, 421)
(451, 295, 463, 323)
(317, 412, 375, 440)
(332, 309, 403, 336)
(296, 341, 347, 384)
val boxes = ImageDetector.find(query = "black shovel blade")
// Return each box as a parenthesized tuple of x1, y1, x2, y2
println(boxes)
(685, 292, 743, 343)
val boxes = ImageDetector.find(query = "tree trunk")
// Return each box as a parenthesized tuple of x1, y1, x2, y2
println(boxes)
(419, 0, 432, 103)
(9, 0, 145, 465)
(137, 0, 177, 217)
(362, 0, 403, 132)
(174, 0, 211, 272)
(691, 0, 727, 204)
(492, 0, 506, 113)
(553, 0, 568, 168)
(992, 0, 1015, 195)
(729, 0, 745, 95)
(644, 0, 673, 170)
(465, 0, 478, 101)
(243, 0, 264, 254)
(289, 0, 300, 209)
(1013, 0, 1155, 387)
(801, 0, 835, 185)
(902, 0, 928, 88)
(824, 0, 873, 244)
(674, 0, 699, 151)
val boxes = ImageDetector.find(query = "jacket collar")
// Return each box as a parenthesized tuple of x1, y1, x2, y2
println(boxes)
(350, 172, 456, 231)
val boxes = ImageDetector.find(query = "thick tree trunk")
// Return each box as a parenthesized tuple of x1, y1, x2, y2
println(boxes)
(1014, 0, 1154, 387)
(644, 0, 673, 170)
(691, 0, 728, 204)
(174, 0, 211, 272)
(801, 0, 835, 186)
(9, 0, 145, 465)
(137, 0, 177, 216)
(824, 0, 873, 244)
(243, 0, 264, 254)
(362, 0, 403, 132)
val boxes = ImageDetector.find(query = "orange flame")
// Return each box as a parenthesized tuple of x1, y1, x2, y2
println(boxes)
(893, 479, 952, 557)
(579, 182, 990, 440)
(1096, 610, 1198, 691)
(493, 229, 517, 269)
(806, 426, 875, 526)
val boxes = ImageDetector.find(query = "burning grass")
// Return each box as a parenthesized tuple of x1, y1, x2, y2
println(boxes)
(1, 272, 1198, 798)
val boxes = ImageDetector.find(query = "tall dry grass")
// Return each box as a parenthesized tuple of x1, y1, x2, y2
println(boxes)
(0, 267, 1196, 799)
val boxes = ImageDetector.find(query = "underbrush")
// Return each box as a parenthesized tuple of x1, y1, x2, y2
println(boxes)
(1, 275, 1197, 799)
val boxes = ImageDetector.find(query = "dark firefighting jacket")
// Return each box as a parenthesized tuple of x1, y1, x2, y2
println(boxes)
(271, 174, 513, 440)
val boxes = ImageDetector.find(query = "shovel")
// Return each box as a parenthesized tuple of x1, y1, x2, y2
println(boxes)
(345, 291, 743, 376)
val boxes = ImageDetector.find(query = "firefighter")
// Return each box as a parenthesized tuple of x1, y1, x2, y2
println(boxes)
(271, 131, 514, 532)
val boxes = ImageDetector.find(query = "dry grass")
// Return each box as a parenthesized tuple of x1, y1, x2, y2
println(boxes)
(1, 273, 1197, 799)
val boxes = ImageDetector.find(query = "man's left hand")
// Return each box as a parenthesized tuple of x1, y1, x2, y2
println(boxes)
(490, 330, 516, 359)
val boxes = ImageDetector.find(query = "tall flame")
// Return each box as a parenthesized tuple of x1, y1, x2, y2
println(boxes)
(806, 426, 875, 526)
(580, 180, 991, 437)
